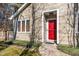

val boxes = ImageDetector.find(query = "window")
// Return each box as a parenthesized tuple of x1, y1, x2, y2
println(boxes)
(18, 21, 21, 32)
(22, 21, 25, 32)
(17, 19, 30, 32)
(78, 14, 79, 32)
(26, 20, 30, 31)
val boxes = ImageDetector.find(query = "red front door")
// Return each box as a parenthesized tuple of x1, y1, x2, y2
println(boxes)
(48, 20, 56, 40)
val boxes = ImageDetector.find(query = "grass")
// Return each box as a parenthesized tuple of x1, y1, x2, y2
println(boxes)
(0, 46, 41, 56)
(58, 44, 79, 56)
(0, 44, 41, 56)
(3, 40, 28, 46)
(0, 45, 23, 56)
(20, 48, 41, 56)
(20, 42, 41, 56)
(13, 40, 29, 46)
(25, 50, 41, 56)
(0, 46, 7, 51)
(0, 40, 8, 51)
(0, 40, 28, 56)
(0, 40, 41, 56)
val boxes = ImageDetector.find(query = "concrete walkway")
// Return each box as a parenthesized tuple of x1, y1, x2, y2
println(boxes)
(39, 43, 70, 56)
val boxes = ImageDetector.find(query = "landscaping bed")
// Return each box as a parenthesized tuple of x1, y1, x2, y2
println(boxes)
(58, 44, 79, 56)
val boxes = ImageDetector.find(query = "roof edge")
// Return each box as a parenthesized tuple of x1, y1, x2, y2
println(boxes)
(9, 3, 31, 20)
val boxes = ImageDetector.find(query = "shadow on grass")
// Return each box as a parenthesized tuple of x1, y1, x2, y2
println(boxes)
(0, 40, 28, 46)
(20, 42, 42, 56)
(0, 40, 42, 56)
(0, 41, 10, 52)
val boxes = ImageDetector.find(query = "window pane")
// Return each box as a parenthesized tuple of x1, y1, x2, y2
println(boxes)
(78, 14, 79, 32)
(26, 20, 30, 31)
(18, 21, 21, 32)
(22, 21, 25, 32)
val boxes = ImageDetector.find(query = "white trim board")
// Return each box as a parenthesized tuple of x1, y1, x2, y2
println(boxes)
(42, 9, 59, 44)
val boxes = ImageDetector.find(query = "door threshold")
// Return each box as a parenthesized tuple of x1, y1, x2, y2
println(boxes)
(45, 42, 55, 44)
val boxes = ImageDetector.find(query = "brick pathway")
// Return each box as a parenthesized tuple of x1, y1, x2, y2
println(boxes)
(39, 43, 70, 56)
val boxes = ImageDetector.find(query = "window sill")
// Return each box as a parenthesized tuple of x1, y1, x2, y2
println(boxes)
(17, 31, 31, 34)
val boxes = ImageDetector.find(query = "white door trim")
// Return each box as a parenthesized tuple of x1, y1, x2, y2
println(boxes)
(42, 9, 59, 44)
(57, 9, 59, 44)
(46, 21, 48, 42)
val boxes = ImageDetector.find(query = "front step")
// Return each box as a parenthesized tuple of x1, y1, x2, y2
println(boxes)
(39, 43, 69, 56)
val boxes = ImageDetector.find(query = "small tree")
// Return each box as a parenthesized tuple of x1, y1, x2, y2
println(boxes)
(66, 3, 79, 47)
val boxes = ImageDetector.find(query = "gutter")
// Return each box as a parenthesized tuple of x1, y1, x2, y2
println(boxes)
(9, 3, 31, 20)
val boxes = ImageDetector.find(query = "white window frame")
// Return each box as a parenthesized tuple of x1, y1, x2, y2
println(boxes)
(17, 19, 31, 33)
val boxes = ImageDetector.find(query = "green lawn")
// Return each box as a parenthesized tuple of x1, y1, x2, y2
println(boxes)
(58, 44, 79, 56)
(2, 40, 29, 46)
(0, 45, 23, 56)
(0, 46, 6, 51)
(0, 45, 41, 56)
(0, 40, 41, 56)
(13, 40, 29, 46)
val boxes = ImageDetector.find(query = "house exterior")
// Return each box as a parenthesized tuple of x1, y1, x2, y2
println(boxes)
(9, 3, 79, 46)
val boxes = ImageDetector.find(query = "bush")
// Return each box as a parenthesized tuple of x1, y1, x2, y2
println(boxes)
(58, 44, 79, 56)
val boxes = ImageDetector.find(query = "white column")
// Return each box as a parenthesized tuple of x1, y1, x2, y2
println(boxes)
(57, 9, 59, 44)
(42, 12, 44, 42)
